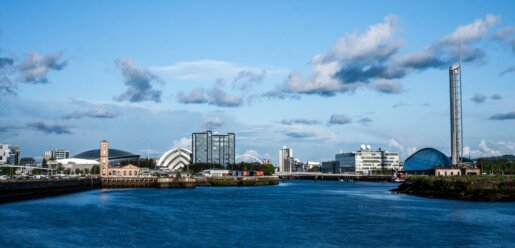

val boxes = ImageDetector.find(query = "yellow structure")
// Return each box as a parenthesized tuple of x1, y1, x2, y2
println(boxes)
(99, 140, 141, 177)
(109, 164, 140, 177)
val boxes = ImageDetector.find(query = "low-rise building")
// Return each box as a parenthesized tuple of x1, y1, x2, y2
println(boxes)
(321, 161, 340, 174)
(433, 168, 462, 176)
(336, 145, 400, 175)
(199, 169, 230, 177)
(20, 157, 36, 166)
(108, 164, 141, 177)
(304, 161, 321, 171)
(53, 158, 99, 171)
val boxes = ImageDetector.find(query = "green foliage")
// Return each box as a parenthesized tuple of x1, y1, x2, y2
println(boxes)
(369, 168, 395, 175)
(226, 162, 276, 175)
(119, 158, 156, 168)
(476, 158, 515, 175)
(308, 166, 320, 172)
(175, 173, 182, 180)
(91, 165, 100, 174)
(42, 159, 48, 168)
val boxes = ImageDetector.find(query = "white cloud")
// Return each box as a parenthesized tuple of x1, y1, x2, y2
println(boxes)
(441, 14, 500, 45)
(463, 139, 515, 158)
(151, 59, 286, 80)
(388, 138, 417, 158)
(173, 137, 191, 149)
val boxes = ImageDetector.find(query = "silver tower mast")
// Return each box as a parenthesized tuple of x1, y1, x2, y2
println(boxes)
(449, 64, 463, 165)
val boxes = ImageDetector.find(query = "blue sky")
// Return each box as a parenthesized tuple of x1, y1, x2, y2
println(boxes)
(1, 0, 514, 163)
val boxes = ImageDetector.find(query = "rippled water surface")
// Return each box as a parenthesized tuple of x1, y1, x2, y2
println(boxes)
(1, 181, 514, 247)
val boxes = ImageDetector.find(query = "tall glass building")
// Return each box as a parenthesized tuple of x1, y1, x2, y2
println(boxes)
(192, 131, 235, 166)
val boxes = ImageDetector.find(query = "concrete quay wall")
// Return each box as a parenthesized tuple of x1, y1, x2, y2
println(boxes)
(0, 179, 101, 203)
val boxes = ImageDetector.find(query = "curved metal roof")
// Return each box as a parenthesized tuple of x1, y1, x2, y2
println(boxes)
(157, 148, 191, 170)
(72, 148, 139, 161)
(403, 148, 451, 171)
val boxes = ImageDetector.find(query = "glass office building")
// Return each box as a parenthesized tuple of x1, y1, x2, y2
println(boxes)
(192, 131, 235, 166)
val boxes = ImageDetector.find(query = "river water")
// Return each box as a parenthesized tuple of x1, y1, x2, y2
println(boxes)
(1, 181, 514, 247)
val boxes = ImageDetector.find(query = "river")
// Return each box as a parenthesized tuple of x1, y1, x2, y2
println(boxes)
(1, 181, 514, 247)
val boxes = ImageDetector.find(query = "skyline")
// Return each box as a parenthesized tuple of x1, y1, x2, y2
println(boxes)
(1, 0, 514, 163)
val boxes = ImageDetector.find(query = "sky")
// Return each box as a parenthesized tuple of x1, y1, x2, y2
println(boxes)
(1, 0, 514, 164)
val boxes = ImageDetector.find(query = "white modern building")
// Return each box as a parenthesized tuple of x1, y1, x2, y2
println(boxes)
(278, 146, 293, 173)
(336, 145, 400, 175)
(0, 144, 20, 165)
(44, 149, 70, 161)
(157, 147, 192, 171)
(51, 158, 99, 171)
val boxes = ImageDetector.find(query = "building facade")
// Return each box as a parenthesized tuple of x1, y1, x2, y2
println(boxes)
(44, 149, 70, 161)
(192, 131, 235, 166)
(0, 144, 20, 165)
(335, 145, 400, 174)
(157, 147, 192, 171)
(100, 140, 109, 177)
(278, 146, 293, 173)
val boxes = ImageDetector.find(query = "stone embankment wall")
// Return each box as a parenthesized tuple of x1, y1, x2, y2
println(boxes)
(196, 176, 279, 186)
(0, 179, 101, 203)
(394, 175, 515, 201)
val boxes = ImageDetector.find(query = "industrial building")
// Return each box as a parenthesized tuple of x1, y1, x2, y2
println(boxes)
(192, 131, 235, 166)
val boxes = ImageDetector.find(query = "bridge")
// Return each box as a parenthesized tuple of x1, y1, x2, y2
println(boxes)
(235, 154, 264, 164)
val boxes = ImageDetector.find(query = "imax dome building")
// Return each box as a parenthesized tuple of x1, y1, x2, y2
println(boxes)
(403, 148, 452, 174)
(73, 148, 140, 165)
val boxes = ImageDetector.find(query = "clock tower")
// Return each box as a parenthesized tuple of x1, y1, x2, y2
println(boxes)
(100, 140, 109, 177)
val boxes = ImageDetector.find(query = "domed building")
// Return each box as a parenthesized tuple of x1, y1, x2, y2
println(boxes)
(157, 148, 192, 171)
(73, 148, 140, 165)
(403, 148, 451, 172)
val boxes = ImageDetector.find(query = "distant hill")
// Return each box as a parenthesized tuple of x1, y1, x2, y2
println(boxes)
(475, 155, 515, 161)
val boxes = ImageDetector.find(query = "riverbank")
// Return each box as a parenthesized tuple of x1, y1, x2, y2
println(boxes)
(0, 176, 279, 203)
(393, 175, 515, 201)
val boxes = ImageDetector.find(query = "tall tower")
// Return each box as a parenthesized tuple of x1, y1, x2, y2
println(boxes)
(278, 146, 293, 173)
(449, 64, 463, 165)
(100, 140, 109, 177)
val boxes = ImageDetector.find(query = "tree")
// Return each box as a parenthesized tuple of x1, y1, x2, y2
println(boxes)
(91, 165, 100, 174)
(42, 158, 48, 168)
(84, 168, 90, 175)
(175, 173, 182, 180)
(263, 164, 275, 175)
(75, 168, 82, 175)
